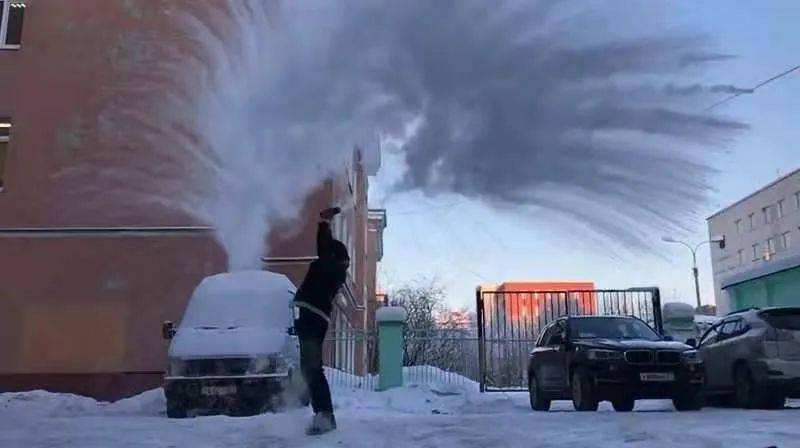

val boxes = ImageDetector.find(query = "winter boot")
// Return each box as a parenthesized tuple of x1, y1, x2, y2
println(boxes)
(305, 412, 337, 436)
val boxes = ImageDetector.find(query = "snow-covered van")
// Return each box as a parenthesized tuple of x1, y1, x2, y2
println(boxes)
(161, 270, 306, 418)
(662, 302, 699, 344)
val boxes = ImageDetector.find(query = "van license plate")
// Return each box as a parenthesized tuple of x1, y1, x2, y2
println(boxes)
(201, 385, 237, 396)
(640, 372, 675, 382)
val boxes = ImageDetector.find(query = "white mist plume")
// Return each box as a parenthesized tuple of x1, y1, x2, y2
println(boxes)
(63, 0, 746, 267)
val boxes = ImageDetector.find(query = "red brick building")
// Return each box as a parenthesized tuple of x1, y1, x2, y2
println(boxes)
(0, 0, 387, 400)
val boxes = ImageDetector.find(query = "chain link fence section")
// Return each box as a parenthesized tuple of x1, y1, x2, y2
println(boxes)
(323, 330, 378, 391)
(403, 329, 480, 388)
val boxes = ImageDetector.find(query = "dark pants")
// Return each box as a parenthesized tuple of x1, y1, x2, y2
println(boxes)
(296, 309, 333, 414)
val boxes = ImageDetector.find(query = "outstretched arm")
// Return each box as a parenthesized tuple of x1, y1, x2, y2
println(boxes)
(317, 207, 341, 257)
(317, 221, 334, 258)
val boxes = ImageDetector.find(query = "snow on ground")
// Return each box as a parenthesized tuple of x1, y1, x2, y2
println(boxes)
(1, 380, 798, 448)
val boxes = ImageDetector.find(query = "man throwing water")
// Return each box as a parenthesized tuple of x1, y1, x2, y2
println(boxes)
(293, 207, 349, 435)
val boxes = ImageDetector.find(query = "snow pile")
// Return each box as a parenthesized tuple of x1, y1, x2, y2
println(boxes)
(403, 365, 479, 396)
(0, 390, 103, 418)
(0, 388, 166, 418)
(105, 389, 166, 417)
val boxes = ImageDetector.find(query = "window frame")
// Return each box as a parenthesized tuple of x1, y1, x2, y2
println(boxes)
(0, 120, 9, 192)
(782, 231, 792, 251)
(0, 0, 23, 50)
(735, 219, 743, 234)
(699, 322, 722, 347)
(748, 213, 756, 231)
(778, 199, 786, 219)
(767, 237, 777, 255)
(752, 243, 760, 261)
(718, 318, 740, 341)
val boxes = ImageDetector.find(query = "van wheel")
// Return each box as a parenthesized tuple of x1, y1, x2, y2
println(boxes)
(166, 400, 188, 419)
(528, 373, 551, 411)
(571, 368, 598, 412)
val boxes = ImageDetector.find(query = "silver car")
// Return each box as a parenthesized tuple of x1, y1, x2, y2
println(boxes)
(696, 307, 800, 409)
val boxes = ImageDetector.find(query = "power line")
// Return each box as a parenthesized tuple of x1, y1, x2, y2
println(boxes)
(705, 63, 800, 111)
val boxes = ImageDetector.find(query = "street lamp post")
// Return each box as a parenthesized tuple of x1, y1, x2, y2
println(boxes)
(662, 236, 725, 310)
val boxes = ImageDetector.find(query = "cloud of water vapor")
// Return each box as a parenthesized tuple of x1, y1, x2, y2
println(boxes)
(68, 0, 746, 267)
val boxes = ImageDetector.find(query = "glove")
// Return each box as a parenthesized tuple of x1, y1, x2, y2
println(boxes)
(320, 207, 342, 221)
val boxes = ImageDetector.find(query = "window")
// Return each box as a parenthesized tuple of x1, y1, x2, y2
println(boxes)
(718, 320, 738, 341)
(748, 213, 756, 231)
(699, 323, 721, 347)
(0, 120, 9, 190)
(767, 237, 777, 255)
(752, 243, 760, 261)
(778, 199, 786, 219)
(539, 320, 565, 346)
(0, 1, 25, 49)
(782, 231, 792, 250)
(737, 249, 744, 266)
(537, 323, 557, 347)
(762, 205, 777, 224)
(735, 219, 743, 234)
(719, 319, 748, 341)
(795, 191, 800, 210)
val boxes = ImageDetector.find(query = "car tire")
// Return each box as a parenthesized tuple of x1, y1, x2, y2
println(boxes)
(571, 368, 598, 412)
(528, 373, 551, 411)
(611, 397, 635, 412)
(734, 364, 758, 409)
(762, 392, 786, 410)
(166, 399, 188, 419)
(673, 389, 703, 411)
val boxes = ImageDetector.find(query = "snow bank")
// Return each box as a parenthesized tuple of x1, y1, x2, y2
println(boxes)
(0, 389, 166, 418)
(404, 365, 480, 395)
(105, 389, 166, 416)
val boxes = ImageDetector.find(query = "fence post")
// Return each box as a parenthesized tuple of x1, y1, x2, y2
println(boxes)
(377, 306, 407, 391)
(476, 286, 485, 393)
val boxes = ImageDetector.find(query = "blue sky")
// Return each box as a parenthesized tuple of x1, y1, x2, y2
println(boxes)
(370, 1, 799, 311)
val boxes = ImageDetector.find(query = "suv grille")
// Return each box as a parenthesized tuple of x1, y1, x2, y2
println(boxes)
(656, 351, 681, 364)
(624, 350, 682, 365)
(184, 358, 251, 376)
(624, 350, 653, 364)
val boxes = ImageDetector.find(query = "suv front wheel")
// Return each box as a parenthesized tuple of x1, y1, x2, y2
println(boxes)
(673, 389, 703, 411)
(571, 368, 599, 412)
(528, 373, 551, 411)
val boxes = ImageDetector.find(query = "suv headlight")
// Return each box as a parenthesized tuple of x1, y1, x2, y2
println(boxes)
(681, 350, 701, 363)
(168, 359, 186, 377)
(586, 349, 623, 360)
(249, 355, 289, 374)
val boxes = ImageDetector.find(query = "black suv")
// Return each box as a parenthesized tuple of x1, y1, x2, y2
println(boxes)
(527, 316, 704, 412)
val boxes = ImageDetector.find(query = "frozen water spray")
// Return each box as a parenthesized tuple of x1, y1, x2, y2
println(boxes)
(68, 0, 747, 266)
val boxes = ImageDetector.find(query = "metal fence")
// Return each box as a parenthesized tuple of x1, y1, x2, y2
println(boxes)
(320, 328, 480, 391)
(403, 329, 480, 389)
(323, 330, 378, 390)
(477, 287, 662, 392)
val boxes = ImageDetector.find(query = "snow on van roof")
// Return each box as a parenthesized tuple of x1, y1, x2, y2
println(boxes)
(178, 270, 296, 330)
(195, 270, 296, 296)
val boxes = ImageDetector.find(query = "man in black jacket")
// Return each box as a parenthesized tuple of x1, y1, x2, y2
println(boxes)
(293, 207, 349, 435)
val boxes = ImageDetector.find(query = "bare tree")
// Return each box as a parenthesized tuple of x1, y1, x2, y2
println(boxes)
(389, 280, 478, 380)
